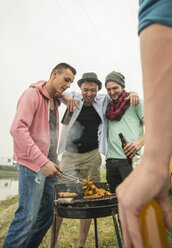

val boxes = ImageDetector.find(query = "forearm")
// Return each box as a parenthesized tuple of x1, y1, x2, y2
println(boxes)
(57, 93, 70, 105)
(10, 114, 48, 171)
(140, 24, 172, 170)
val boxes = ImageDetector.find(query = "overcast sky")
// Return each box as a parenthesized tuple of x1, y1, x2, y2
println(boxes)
(0, 0, 142, 157)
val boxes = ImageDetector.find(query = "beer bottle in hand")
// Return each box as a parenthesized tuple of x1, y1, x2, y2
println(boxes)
(118, 132, 132, 165)
(61, 108, 73, 125)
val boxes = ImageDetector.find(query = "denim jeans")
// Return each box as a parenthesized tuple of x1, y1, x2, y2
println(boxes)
(3, 164, 58, 248)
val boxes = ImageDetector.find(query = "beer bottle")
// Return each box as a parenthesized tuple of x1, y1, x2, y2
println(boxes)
(139, 199, 169, 248)
(118, 132, 132, 165)
(61, 108, 73, 125)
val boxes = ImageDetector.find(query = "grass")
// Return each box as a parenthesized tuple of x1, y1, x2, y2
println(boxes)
(167, 192, 172, 246)
(0, 165, 18, 178)
(101, 169, 106, 182)
(44, 217, 118, 248)
(0, 196, 18, 212)
(0, 165, 18, 171)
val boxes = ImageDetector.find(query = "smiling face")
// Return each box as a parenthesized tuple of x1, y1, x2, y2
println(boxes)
(80, 81, 98, 106)
(106, 81, 123, 100)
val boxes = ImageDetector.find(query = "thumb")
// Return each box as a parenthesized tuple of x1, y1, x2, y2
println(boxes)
(124, 96, 129, 100)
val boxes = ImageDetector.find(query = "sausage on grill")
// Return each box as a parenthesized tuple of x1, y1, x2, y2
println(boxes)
(58, 192, 77, 198)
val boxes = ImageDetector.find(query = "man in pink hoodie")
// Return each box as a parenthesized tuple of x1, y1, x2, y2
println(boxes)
(3, 63, 76, 248)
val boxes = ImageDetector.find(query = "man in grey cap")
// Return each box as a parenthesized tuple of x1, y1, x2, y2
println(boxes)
(105, 71, 145, 193)
(49, 72, 139, 248)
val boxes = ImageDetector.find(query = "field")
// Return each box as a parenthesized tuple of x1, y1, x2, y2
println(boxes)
(0, 165, 18, 178)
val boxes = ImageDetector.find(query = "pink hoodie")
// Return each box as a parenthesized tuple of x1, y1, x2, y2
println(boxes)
(10, 81, 61, 172)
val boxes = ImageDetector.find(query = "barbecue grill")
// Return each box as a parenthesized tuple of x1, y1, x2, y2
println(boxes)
(51, 182, 123, 248)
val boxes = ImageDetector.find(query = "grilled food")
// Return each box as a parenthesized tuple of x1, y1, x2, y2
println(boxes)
(58, 192, 77, 198)
(82, 175, 112, 198)
(83, 194, 102, 199)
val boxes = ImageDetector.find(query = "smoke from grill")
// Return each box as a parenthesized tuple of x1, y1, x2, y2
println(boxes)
(65, 121, 84, 153)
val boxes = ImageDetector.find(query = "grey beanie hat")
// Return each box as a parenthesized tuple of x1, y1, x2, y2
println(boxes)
(77, 72, 102, 90)
(105, 71, 125, 88)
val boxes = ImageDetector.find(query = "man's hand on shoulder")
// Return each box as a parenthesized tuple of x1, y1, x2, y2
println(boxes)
(57, 93, 80, 112)
(126, 92, 140, 107)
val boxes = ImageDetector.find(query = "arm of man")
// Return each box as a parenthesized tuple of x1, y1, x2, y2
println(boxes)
(56, 92, 80, 112)
(11, 89, 61, 177)
(123, 117, 144, 158)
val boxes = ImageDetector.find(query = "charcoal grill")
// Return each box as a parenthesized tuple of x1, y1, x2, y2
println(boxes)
(51, 182, 123, 248)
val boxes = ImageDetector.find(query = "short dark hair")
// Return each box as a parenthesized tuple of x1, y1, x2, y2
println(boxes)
(50, 62, 76, 77)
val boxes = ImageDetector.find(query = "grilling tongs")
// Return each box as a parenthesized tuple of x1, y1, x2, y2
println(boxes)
(58, 169, 82, 184)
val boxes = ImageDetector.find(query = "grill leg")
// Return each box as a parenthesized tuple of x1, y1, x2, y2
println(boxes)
(112, 213, 124, 248)
(94, 218, 98, 248)
(51, 214, 56, 248)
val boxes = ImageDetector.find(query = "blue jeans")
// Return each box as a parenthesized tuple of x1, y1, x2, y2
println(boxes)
(3, 164, 58, 248)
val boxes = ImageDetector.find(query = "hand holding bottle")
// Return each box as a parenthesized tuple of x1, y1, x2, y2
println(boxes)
(119, 133, 132, 165)
(123, 139, 143, 159)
